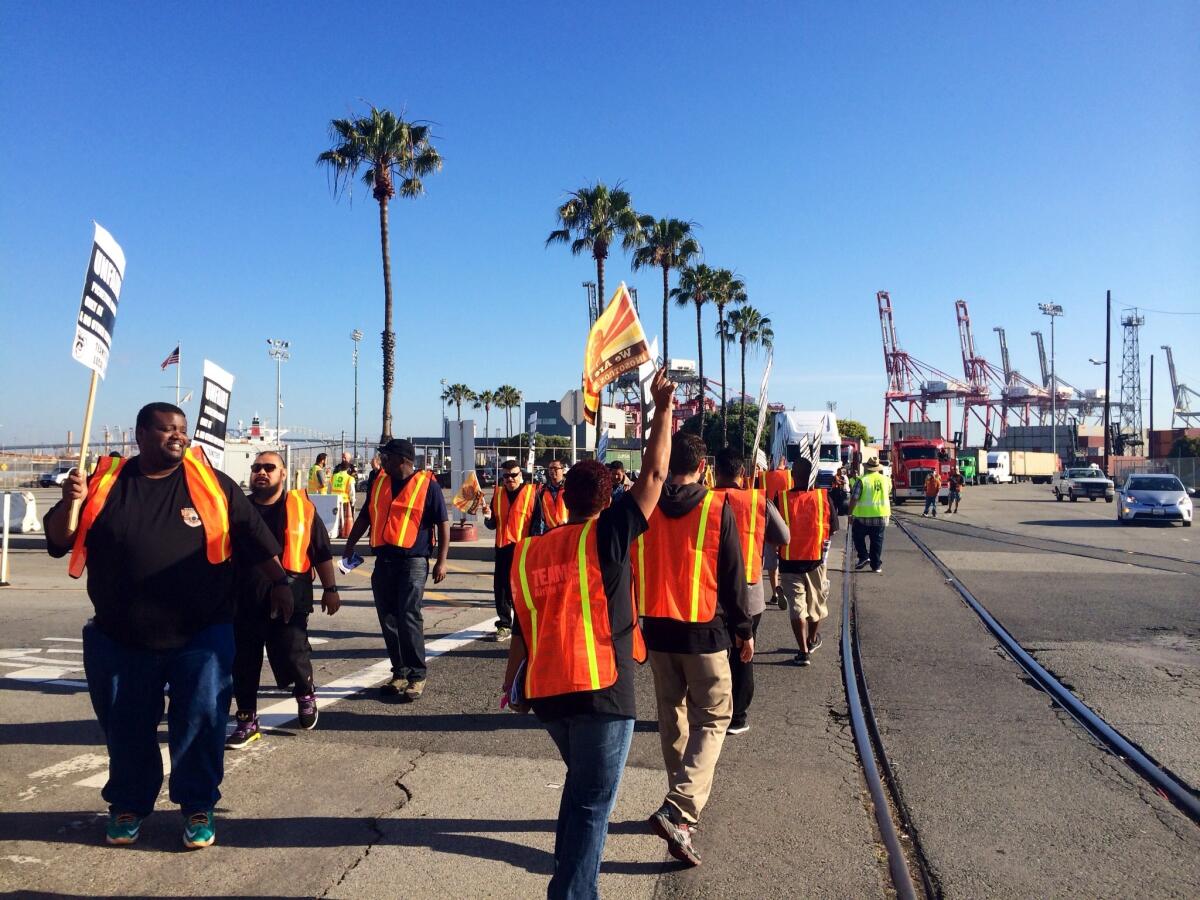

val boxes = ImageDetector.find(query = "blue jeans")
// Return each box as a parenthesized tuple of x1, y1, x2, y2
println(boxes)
(543, 714, 635, 900)
(852, 520, 886, 570)
(371, 556, 429, 680)
(83, 620, 234, 817)
(923, 496, 938, 515)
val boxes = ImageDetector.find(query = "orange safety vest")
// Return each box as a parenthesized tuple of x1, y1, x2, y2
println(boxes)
(538, 484, 568, 530)
(368, 470, 436, 549)
(279, 488, 316, 574)
(69, 447, 232, 579)
(511, 520, 646, 699)
(717, 486, 766, 585)
(492, 484, 537, 547)
(759, 467, 793, 501)
(778, 489, 831, 562)
(632, 490, 725, 623)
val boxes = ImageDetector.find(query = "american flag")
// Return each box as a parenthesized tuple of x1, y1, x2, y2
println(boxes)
(160, 345, 180, 370)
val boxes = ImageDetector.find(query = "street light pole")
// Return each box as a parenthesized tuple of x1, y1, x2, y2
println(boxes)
(1038, 303, 1063, 461)
(267, 339, 290, 438)
(351, 329, 363, 459)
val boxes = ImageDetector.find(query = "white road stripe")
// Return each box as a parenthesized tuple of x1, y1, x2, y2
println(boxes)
(43, 637, 84, 643)
(70, 616, 496, 788)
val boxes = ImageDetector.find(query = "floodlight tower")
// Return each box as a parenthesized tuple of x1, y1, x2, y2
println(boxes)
(1118, 310, 1144, 453)
(267, 338, 290, 437)
(1038, 303, 1063, 459)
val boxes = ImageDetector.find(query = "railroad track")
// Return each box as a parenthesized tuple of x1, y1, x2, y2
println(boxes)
(839, 520, 1200, 897)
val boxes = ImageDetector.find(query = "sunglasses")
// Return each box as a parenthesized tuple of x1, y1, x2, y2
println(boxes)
(503, 473, 521, 480)
(250, 463, 278, 473)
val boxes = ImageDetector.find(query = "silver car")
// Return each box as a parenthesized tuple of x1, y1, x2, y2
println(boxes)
(1115, 474, 1193, 527)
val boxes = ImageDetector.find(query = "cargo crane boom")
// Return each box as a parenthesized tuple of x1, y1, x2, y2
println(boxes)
(1162, 344, 1200, 426)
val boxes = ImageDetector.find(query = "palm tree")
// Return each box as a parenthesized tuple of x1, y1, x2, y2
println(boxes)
(671, 264, 718, 436)
(318, 105, 442, 441)
(442, 384, 477, 421)
(723, 306, 774, 453)
(496, 385, 523, 439)
(546, 183, 642, 445)
(631, 217, 701, 362)
(710, 268, 747, 444)
(473, 390, 497, 444)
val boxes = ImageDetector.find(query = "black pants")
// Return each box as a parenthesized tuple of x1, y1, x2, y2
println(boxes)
(852, 520, 886, 570)
(729, 613, 762, 726)
(371, 555, 429, 681)
(493, 545, 516, 629)
(232, 610, 313, 714)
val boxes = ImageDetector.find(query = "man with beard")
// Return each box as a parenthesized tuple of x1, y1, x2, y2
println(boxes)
(226, 452, 341, 749)
(43, 402, 291, 850)
(534, 459, 569, 533)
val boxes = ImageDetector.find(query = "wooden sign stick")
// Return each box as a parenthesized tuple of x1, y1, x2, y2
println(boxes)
(67, 370, 100, 531)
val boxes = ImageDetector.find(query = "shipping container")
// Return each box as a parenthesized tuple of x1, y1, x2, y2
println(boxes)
(1010, 450, 1059, 483)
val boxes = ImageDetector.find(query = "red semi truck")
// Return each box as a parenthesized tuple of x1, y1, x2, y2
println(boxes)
(889, 437, 956, 504)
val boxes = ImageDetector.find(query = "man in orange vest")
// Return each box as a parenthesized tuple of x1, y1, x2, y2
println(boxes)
(343, 438, 449, 701)
(226, 452, 342, 750)
(42, 402, 293, 850)
(712, 447, 789, 735)
(760, 457, 793, 609)
(533, 459, 568, 534)
(481, 458, 537, 641)
(639, 433, 753, 867)
(776, 453, 840, 666)
(500, 368, 676, 899)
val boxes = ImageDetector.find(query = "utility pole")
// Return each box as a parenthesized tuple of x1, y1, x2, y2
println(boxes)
(351, 329, 363, 458)
(1103, 291, 1112, 473)
(1039, 302, 1063, 462)
(1149, 353, 1154, 435)
(267, 339, 290, 437)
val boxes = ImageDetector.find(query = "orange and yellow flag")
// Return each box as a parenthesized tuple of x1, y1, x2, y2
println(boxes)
(582, 282, 651, 424)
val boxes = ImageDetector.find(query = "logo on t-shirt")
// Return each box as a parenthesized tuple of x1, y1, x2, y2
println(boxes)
(180, 507, 202, 528)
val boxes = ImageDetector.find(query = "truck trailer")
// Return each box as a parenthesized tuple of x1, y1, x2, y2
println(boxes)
(1009, 450, 1059, 484)
(771, 411, 842, 487)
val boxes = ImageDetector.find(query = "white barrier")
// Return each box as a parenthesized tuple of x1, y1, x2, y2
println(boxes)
(310, 494, 343, 537)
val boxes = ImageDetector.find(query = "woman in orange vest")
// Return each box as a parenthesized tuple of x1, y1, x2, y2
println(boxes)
(42, 402, 292, 850)
(501, 369, 675, 900)
(226, 452, 342, 751)
(481, 459, 538, 641)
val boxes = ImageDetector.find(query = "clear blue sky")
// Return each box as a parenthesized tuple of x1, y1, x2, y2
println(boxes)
(2, 1, 1197, 447)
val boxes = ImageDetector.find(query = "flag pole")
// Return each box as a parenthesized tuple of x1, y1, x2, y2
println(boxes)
(176, 340, 181, 405)
(68, 370, 100, 530)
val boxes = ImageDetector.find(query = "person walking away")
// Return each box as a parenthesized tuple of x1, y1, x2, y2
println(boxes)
(947, 467, 964, 514)
(227, 452, 341, 749)
(776, 453, 839, 666)
(534, 460, 569, 534)
(830, 467, 850, 516)
(759, 459, 793, 609)
(849, 458, 891, 574)
(481, 459, 538, 641)
(922, 470, 941, 517)
(712, 447, 789, 734)
(343, 439, 449, 700)
(635, 433, 752, 866)
(307, 453, 329, 494)
(43, 402, 292, 850)
(500, 369, 676, 900)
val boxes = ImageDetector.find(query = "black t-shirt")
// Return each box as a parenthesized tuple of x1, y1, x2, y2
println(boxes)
(360, 470, 449, 560)
(45, 460, 280, 651)
(234, 495, 334, 618)
(512, 493, 648, 722)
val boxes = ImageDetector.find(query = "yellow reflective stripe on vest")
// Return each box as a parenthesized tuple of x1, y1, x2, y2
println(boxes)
(745, 487, 759, 583)
(393, 472, 423, 547)
(636, 534, 646, 616)
(185, 450, 231, 558)
(515, 537, 538, 693)
(576, 519, 601, 690)
(689, 491, 717, 622)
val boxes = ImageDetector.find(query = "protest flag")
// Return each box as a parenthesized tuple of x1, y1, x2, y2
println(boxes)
(582, 282, 650, 445)
(452, 470, 484, 518)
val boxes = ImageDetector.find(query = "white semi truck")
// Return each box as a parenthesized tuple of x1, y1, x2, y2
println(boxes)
(770, 411, 842, 488)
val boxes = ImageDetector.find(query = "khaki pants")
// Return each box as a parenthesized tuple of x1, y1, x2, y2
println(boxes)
(649, 649, 733, 824)
(781, 564, 829, 623)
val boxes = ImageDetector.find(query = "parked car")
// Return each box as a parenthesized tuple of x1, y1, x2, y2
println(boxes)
(475, 468, 496, 488)
(1052, 466, 1114, 502)
(39, 466, 74, 488)
(1115, 474, 1193, 526)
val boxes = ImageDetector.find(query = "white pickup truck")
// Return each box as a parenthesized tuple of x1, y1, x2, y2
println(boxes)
(1052, 466, 1115, 503)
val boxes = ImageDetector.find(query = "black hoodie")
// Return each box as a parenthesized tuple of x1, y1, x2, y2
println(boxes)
(641, 482, 753, 654)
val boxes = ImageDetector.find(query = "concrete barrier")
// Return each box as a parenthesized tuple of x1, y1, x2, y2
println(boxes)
(2, 492, 42, 533)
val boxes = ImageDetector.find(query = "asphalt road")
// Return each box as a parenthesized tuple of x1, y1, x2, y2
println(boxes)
(1, 481, 1197, 897)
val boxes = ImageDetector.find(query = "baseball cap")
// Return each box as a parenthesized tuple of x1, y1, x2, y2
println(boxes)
(377, 438, 416, 461)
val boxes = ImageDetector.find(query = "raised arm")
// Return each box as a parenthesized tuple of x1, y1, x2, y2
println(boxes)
(628, 369, 676, 522)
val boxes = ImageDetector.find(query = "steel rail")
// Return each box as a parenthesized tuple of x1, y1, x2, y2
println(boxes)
(839, 531, 920, 899)
(895, 517, 1200, 826)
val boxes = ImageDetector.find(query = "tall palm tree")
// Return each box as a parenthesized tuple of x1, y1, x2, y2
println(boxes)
(473, 390, 497, 444)
(710, 269, 747, 444)
(671, 264, 718, 436)
(723, 306, 774, 454)
(630, 217, 701, 362)
(546, 183, 642, 445)
(495, 384, 523, 440)
(442, 384, 477, 421)
(318, 106, 442, 441)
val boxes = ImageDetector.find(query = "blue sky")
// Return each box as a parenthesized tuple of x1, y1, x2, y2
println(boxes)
(2, 2, 1197, 446)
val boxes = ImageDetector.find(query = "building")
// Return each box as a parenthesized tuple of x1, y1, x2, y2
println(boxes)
(524, 401, 625, 451)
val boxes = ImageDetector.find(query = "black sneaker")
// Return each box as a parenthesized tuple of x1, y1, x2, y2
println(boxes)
(793, 651, 811, 667)
(854, 559, 870, 570)
(808, 633, 823, 654)
(297, 693, 318, 730)
(226, 712, 261, 750)
(649, 805, 701, 866)
(773, 587, 786, 611)
(492, 626, 512, 642)
(727, 721, 750, 735)
(872, 566, 884, 575)
(380, 677, 406, 697)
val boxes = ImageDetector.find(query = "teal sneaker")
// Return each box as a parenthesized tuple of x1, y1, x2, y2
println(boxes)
(182, 809, 216, 849)
(105, 812, 143, 846)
